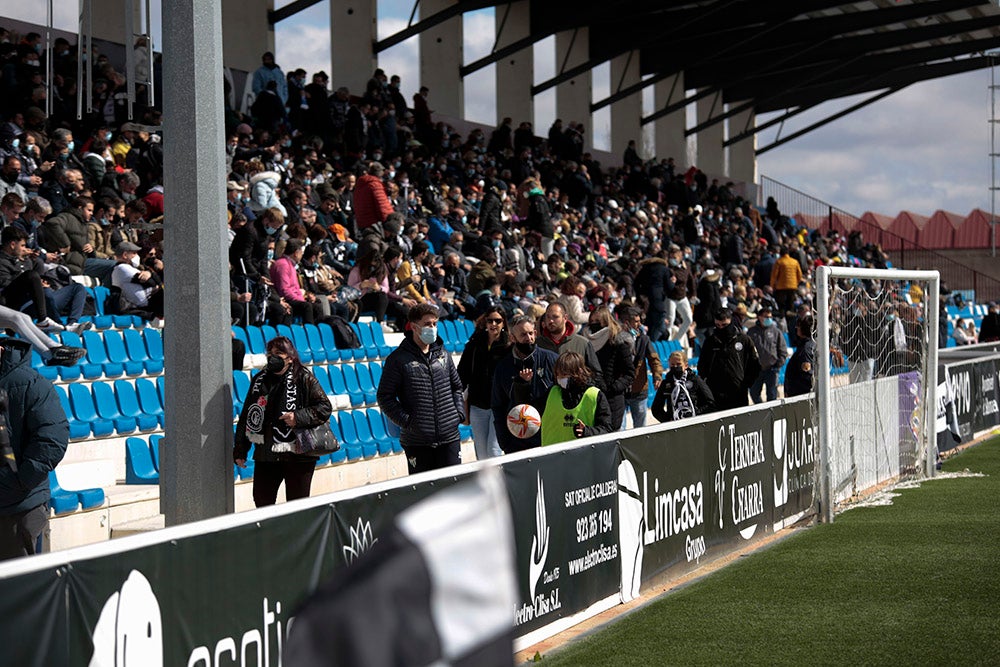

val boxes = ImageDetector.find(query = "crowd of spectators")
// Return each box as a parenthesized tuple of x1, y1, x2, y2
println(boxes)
(0, 29, 945, 396)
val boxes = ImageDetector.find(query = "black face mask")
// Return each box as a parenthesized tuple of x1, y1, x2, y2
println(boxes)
(589, 323, 604, 333)
(266, 354, 286, 374)
(670, 367, 684, 379)
(515, 341, 535, 356)
(1, 171, 16, 184)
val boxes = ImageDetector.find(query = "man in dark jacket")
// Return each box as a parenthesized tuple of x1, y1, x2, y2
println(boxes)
(377, 303, 464, 474)
(980, 301, 1000, 343)
(492, 315, 557, 453)
(697, 306, 761, 411)
(620, 306, 664, 428)
(537, 302, 603, 389)
(746, 304, 787, 404)
(633, 254, 671, 342)
(0, 338, 69, 560)
(784, 315, 815, 398)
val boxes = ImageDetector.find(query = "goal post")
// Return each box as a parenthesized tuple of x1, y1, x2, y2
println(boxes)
(815, 266, 940, 523)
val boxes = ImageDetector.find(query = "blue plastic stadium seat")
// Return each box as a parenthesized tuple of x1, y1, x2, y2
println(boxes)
(355, 363, 378, 405)
(113, 380, 159, 432)
(366, 408, 399, 453)
(341, 364, 369, 406)
(261, 324, 279, 345)
(77, 486, 106, 510)
(91, 381, 138, 435)
(354, 322, 381, 360)
(125, 437, 159, 484)
(30, 348, 59, 382)
(123, 328, 163, 374)
(369, 361, 383, 390)
(143, 328, 164, 365)
(67, 384, 114, 437)
(311, 365, 332, 395)
(135, 378, 164, 427)
(317, 322, 354, 362)
(59, 331, 101, 379)
(245, 325, 267, 355)
(303, 324, 327, 364)
(439, 320, 457, 353)
(350, 410, 381, 457)
(150, 433, 164, 471)
(289, 324, 320, 363)
(330, 365, 363, 406)
(103, 329, 145, 376)
(48, 472, 80, 515)
(368, 323, 395, 357)
(336, 411, 365, 461)
(81, 330, 125, 378)
(54, 386, 92, 440)
(232, 370, 251, 413)
(347, 324, 367, 361)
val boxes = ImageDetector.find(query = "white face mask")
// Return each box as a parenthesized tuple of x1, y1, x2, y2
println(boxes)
(130, 255, 141, 268)
(557, 377, 569, 389)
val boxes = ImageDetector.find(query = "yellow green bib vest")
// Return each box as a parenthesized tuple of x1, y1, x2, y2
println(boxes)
(541, 385, 600, 446)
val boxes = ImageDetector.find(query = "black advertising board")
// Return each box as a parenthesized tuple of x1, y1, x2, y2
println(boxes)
(972, 357, 1000, 435)
(504, 441, 621, 636)
(618, 400, 815, 584)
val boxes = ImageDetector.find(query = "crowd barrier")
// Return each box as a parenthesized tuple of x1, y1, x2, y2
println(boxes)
(0, 396, 815, 666)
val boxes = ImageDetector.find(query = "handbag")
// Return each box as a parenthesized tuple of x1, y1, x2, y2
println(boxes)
(293, 421, 340, 456)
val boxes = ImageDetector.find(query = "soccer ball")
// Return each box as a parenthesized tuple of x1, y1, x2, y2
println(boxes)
(507, 404, 541, 439)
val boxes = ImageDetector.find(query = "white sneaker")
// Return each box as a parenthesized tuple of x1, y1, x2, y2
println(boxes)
(150, 317, 164, 329)
(65, 321, 93, 334)
(37, 317, 66, 332)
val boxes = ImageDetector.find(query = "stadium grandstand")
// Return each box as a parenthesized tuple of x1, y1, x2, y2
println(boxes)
(1, 1, 1000, 664)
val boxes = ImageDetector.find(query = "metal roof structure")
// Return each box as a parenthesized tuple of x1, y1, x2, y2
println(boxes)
(272, 0, 1000, 154)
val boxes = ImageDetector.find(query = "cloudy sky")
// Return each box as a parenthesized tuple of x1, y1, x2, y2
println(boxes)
(7, 0, 993, 218)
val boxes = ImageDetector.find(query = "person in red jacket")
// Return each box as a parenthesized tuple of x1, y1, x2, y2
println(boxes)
(353, 161, 394, 232)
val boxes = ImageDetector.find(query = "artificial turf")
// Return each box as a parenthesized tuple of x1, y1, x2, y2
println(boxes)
(538, 436, 1000, 666)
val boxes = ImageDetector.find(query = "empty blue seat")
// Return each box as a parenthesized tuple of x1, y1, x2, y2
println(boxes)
(91, 381, 137, 434)
(353, 322, 381, 360)
(439, 320, 459, 353)
(366, 408, 399, 454)
(311, 365, 332, 395)
(232, 370, 251, 412)
(231, 326, 250, 353)
(340, 364, 368, 406)
(261, 324, 279, 345)
(135, 378, 164, 427)
(245, 326, 267, 355)
(289, 324, 318, 363)
(30, 348, 59, 382)
(90, 286, 114, 329)
(77, 485, 105, 509)
(350, 410, 380, 458)
(125, 437, 159, 484)
(143, 328, 164, 364)
(336, 411, 365, 461)
(317, 322, 353, 362)
(355, 363, 378, 405)
(103, 329, 145, 376)
(81, 330, 125, 378)
(368, 323, 395, 357)
(48, 472, 80, 515)
(123, 328, 163, 374)
(150, 433, 164, 471)
(54, 386, 91, 440)
(330, 365, 363, 406)
(347, 324, 368, 361)
(68, 384, 114, 437)
(113, 380, 159, 432)
(303, 324, 327, 363)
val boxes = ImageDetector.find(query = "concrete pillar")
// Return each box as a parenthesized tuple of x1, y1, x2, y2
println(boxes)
(222, 0, 273, 75)
(420, 0, 464, 119)
(610, 51, 642, 161)
(161, 0, 235, 524)
(495, 0, 533, 127)
(555, 28, 591, 150)
(654, 72, 688, 168)
(331, 0, 377, 96)
(728, 106, 757, 186)
(695, 88, 724, 176)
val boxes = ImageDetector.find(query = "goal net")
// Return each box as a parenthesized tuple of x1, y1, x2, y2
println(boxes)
(814, 266, 940, 522)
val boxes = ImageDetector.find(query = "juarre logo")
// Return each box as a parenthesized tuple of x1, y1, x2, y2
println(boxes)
(514, 472, 561, 627)
(772, 416, 815, 530)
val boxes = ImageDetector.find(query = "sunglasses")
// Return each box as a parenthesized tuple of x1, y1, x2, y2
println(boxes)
(486, 318, 504, 324)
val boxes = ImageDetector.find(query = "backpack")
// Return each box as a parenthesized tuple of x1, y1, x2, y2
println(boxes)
(327, 315, 360, 349)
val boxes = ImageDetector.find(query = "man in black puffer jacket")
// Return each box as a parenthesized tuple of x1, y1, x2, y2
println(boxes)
(378, 303, 464, 474)
(0, 338, 69, 560)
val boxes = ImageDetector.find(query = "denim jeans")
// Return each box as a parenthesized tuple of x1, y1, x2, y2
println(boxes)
(470, 405, 503, 460)
(45, 283, 88, 322)
(664, 297, 693, 342)
(750, 366, 780, 404)
(624, 396, 648, 429)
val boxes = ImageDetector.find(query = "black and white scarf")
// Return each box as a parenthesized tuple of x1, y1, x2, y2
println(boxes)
(670, 372, 695, 421)
(244, 367, 300, 452)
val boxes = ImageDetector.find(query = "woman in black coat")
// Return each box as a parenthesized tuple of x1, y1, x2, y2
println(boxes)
(457, 306, 511, 460)
(234, 335, 332, 507)
(584, 306, 634, 430)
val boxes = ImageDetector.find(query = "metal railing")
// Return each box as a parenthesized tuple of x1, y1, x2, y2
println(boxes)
(758, 176, 1000, 303)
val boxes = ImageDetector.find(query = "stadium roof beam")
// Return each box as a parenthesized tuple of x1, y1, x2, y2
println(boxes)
(641, 0, 991, 125)
(460, 34, 539, 77)
(374, 0, 495, 53)
(268, 0, 322, 25)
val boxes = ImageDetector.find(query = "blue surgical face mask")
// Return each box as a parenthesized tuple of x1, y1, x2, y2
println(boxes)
(104, 131, 113, 142)
(886, 314, 896, 322)
(491, 239, 500, 249)
(265, 225, 279, 236)
(418, 324, 437, 344)
(761, 318, 774, 327)
(525, 291, 534, 299)
(303, 178, 312, 186)
(10, 138, 18, 150)
(66, 141, 75, 152)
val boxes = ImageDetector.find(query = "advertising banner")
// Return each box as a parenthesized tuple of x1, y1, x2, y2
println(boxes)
(972, 357, 1000, 435)
(618, 400, 815, 585)
(504, 440, 620, 636)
